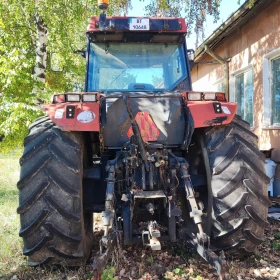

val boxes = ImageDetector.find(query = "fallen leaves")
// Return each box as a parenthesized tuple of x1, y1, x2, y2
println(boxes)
(2, 218, 279, 280)
(107, 219, 280, 280)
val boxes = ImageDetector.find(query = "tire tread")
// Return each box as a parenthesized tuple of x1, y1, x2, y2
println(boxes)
(18, 118, 93, 266)
(203, 115, 269, 257)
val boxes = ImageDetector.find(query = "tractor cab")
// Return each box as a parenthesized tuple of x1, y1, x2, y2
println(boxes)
(86, 16, 191, 92)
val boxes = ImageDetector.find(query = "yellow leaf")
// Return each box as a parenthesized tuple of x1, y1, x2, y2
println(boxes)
(0, 20, 5, 29)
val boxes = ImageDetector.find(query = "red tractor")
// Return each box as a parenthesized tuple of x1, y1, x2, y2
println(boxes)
(18, 1, 270, 278)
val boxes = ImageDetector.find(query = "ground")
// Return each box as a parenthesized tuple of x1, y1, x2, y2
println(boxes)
(0, 155, 280, 280)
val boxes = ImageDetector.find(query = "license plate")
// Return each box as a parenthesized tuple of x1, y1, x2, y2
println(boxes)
(129, 18, 150, 30)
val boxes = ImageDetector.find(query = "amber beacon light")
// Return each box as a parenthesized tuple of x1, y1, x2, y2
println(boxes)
(98, 0, 109, 10)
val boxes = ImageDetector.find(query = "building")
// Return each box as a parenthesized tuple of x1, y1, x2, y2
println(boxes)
(191, 0, 280, 161)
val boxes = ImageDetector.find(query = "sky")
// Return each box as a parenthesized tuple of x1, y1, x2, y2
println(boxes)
(127, 0, 246, 50)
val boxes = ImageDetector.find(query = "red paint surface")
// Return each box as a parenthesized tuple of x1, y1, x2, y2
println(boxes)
(185, 99, 237, 128)
(42, 102, 100, 131)
(127, 112, 160, 141)
(87, 16, 187, 33)
(42, 91, 236, 132)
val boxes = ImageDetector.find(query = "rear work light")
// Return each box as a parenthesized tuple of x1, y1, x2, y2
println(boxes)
(82, 94, 97, 102)
(66, 94, 80, 102)
(187, 92, 202, 101)
(187, 92, 226, 102)
(53, 94, 65, 103)
(204, 92, 216, 100)
(52, 93, 98, 103)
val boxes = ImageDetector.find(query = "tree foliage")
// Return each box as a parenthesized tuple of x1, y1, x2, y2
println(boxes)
(0, 1, 109, 150)
(143, 0, 221, 46)
(0, 0, 225, 151)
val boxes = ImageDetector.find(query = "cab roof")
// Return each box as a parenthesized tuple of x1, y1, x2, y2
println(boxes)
(87, 16, 187, 43)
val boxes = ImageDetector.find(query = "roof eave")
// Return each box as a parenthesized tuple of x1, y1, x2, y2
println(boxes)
(194, 0, 270, 62)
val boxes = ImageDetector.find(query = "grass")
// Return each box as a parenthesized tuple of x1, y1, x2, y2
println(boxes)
(0, 154, 26, 277)
(0, 155, 113, 279)
(0, 155, 94, 280)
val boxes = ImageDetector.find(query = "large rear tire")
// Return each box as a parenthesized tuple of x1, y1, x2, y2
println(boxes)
(203, 115, 270, 256)
(17, 117, 93, 266)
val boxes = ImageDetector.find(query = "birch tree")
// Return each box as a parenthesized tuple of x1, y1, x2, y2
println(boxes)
(33, 0, 48, 90)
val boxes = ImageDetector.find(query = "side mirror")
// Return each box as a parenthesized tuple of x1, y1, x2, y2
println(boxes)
(74, 50, 86, 58)
(50, 53, 64, 72)
(187, 49, 195, 70)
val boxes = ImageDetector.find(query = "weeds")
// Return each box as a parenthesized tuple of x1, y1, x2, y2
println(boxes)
(148, 255, 154, 264)
(173, 267, 185, 275)
(274, 231, 280, 240)
(272, 240, 280, 251)
(101, 266, 116, 280)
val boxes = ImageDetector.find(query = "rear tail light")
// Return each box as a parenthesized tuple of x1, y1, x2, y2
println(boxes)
(66, 94, 80, 102)
(216, 92, 226, 101)
(204, 92, 216, 100)
(82, 94, 97, 102)
(187, 92, 202, 101)
(53, 94, 66, 103)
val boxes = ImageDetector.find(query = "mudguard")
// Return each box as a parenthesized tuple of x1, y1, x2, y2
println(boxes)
(41, 102, 100, 131)
(41, 91, 237, 133)
(182, 92, 237, 128)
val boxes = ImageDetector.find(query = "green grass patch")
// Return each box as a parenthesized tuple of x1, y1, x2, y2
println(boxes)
(0, 155, 25, 277)
(0, 155, 106, 279)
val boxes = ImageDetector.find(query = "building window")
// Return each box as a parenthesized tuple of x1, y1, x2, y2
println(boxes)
(233, 69, 254, 126)
(213, 79, 224, 92)
(263, 48, 280, 128)
(271, 57, 280, 126)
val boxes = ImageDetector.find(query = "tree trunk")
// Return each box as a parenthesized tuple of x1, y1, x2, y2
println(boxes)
(33, 13, 47, 92)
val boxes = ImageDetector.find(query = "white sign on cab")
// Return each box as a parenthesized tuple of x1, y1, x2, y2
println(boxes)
(129, 18, 150, 30)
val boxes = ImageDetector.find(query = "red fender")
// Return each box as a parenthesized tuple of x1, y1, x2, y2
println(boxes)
(182, 92, 238, 128)
(42, 102, 100, 132)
